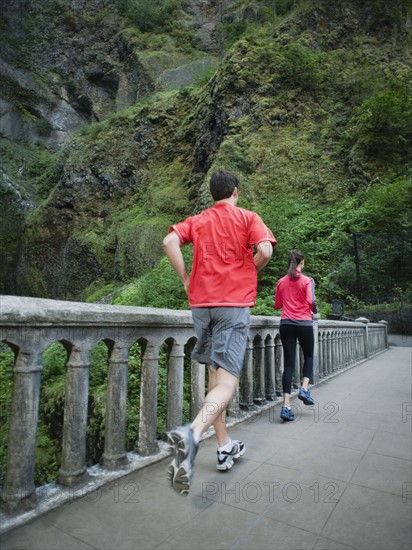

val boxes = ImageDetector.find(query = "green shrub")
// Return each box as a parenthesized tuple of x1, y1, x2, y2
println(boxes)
(345, 73, 412, 165)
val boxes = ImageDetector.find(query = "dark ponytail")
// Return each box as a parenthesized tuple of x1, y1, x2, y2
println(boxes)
(287, 249, 304, 280)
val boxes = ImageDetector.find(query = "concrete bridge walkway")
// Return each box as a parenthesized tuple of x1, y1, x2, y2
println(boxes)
(1, 338, 411, 550)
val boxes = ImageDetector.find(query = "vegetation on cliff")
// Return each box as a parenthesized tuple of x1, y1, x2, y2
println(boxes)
(1, 0, 411, 310)
(1, 0, 411, 485)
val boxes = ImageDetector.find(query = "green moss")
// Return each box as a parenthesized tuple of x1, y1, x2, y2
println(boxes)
(0, 75, 43, 108)
(0, 141, 60, 200)
(83, 281, 126, 303)
(4, 0, 411, 306)
(17, 266, 48, 298)
(113, 249, 193, 309)
(142, 160, 190, 216)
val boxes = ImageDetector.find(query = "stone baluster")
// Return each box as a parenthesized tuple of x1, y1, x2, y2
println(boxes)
(312, 315, 320, 383)
(344, 330, 349, 366)
(274, 334, 283, 397)
(137, 342, 160, 456)
(337, 331, 343, 369)
(321, 332, 326, 375)
(293, 342, 300, 389)
(228, 379, 241, 419)
(102, 344, 129, 469)
(167, 341, 185, 431)
(1, 347, 42, 513)
(265, 337, 276, 401)
(318, 330, 324, 378)
(327, 332, 333, 375)
(352, 329, 358, 363)
(241, 338, 254, 408)
(190, 359, 205, 421)
(59, 345, 90, 486)
(331, 332, 338, 372)
(336, 330, 342, 370)
(253, 338, 265, 405)
(379, 321, 388, 349)
(356, 327, 363, 361)
(345, 330, 350, 365)
(356, 317, 369, 359)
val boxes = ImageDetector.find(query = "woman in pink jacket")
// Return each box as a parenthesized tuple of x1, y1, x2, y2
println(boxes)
(274, 250, 318, 421)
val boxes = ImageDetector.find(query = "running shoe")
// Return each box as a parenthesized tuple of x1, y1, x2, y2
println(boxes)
(298, 387, 314, 406)
(166, 424, 198, 496)
(280, 406, 296, 421)
(216, 440, 246, 471)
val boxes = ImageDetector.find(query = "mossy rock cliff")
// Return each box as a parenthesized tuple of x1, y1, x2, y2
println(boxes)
(2, 0, 412, 305)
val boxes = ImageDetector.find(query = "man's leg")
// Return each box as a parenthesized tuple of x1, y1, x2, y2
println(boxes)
(167, 307, 248, 493)
(167, 367, 237, 495)
(191, 366, 237, 443)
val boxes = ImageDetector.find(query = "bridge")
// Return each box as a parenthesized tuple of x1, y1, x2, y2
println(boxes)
(0, 296, 410, 549)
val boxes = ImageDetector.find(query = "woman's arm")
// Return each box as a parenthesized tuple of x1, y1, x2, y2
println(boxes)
(274, 281, 283, 310)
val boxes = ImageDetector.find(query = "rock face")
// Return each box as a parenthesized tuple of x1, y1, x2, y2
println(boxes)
(188, 0, 225, 51)
(0, 0, 154, 151)
(0, 0, 231, 297)
(0, 0, 231, 152)
(0, 166, 35, 295)
(1, 0, 410, 301)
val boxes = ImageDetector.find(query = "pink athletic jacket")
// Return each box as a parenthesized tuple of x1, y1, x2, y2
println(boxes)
(274, 271, 317, 322)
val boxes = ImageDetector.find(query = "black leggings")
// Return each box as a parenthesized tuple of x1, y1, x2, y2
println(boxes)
(280, 324, 314, 394)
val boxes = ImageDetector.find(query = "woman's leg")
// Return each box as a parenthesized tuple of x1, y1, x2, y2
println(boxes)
(280, 324, 297, 406)
(296, 326, 314, 389)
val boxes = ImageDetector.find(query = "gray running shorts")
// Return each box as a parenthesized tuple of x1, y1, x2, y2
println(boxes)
(191, 307, 250, 378)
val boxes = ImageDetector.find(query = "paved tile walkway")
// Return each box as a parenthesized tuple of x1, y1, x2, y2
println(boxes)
(1, 340, 411, 550)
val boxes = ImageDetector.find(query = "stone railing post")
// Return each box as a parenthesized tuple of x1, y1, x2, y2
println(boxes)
(228, 380, 241, 418)
(102, 344, 129, 469)
(318, 330, 325, 378)
(167, 341, 185, 431)
(293, 342, 300, 389)
(190, 359, 205, 421)
(343, 330, 349, 367)
(1, 348, 42, 513)
(275, 334, 283, 396)
(336, 330, 341, 370)
(379, 320, 389, 349)
(312, 314, 320, 383)
(58, 345, 90, 486)
(356, 317, 370, 358)
(253, 338, 265, 405)
(331, 331, 338, 372)
(137, 342, 160, 456)
(265, 337, 276, 401)
(241, 338, 254, 409)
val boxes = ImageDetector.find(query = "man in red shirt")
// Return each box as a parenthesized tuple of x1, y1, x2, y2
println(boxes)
(163, 169, 276, 495)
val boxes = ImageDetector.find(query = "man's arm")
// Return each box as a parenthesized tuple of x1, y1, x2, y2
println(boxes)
(163, 231, 190, 293)
(254, 241, 273, 272)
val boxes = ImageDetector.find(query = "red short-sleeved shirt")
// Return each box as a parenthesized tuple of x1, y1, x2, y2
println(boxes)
(170, 202, 276, 308)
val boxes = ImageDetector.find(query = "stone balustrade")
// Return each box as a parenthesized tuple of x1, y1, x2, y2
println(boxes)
(0, 296, 388, 524)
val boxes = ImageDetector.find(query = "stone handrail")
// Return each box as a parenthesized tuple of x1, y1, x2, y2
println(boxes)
(0, 296, 388, 527)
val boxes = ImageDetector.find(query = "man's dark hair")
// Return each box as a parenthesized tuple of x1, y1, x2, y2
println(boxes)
(210, 169, 239, 201)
